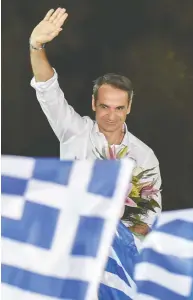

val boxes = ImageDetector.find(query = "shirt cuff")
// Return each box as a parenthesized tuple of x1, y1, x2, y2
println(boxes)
(30, 68, 58, 92)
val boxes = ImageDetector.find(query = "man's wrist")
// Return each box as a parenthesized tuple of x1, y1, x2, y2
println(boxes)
(29, 37, 45, 50)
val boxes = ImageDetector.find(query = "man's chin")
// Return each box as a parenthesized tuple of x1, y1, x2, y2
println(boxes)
(101, 123, 119, 132)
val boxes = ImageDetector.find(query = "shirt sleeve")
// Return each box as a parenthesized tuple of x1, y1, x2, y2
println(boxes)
(141, 150, 162, 228)
(30, 69, 87, 142)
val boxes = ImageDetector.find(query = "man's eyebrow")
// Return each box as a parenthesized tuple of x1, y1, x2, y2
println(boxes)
(97, 103, 109, 107)
(97, 104, 127, 109)
(98, 104, 126, 108)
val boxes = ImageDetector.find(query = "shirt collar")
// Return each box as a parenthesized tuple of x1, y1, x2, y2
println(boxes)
(93, 122, 129, 147)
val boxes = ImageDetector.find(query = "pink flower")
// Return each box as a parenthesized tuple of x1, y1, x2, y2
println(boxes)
(125, 197, 138, 207)
(124, 183, 137, 207)
(108, 145, 116, 159)
(140, 184, 159, 199)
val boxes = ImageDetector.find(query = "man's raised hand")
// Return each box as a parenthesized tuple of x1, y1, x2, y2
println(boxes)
(30, 8, 68, 48)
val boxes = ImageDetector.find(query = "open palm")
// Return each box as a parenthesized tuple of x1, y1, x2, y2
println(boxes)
(30, 8, 68, 45)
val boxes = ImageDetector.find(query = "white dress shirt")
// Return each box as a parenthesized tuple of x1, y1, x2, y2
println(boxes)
(31, 69, 162, 226)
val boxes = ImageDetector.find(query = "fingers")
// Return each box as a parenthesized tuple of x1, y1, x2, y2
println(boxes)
(49, 7, 65, 23)
(55, 12, 68, 28)
(52, 8, 66, 22)
(52, 8, 67, 25)
(43, 7, 68, 29)
(43, 9, 54, 21)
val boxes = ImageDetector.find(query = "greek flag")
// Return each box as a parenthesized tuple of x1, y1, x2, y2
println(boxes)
(1, 155, 134, 300)
(100, 221, 139, 300)
(134, 209, 193, 300)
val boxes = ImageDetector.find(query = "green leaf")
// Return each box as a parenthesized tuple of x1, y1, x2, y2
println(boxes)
(136, 167, 156, 180)
(137, 199, 150, 205)
(146, 205, 156, 212)
(134, 198, 158, 213)
(149, 199, 161, 209)
(137, 203, 156, 212)
(143, 173, 157, 178)
(130, 197, 145, 204)
(117, 146, 128, 158)
(129, 216, 146, 226)
(132, 176, 140, 184)
(135, 214, 141, 221)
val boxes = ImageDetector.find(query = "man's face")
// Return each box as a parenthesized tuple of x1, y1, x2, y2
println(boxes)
(92, 84, 131, 132)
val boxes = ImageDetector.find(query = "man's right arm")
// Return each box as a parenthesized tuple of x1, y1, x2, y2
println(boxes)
(30, 8, 66, 82)
(30, 8, 87, 142)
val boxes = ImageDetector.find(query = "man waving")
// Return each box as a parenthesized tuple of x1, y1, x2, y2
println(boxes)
(30, 8, 162, 231)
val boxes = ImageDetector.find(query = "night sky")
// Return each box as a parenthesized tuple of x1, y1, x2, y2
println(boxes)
(2, 0, 193, 211)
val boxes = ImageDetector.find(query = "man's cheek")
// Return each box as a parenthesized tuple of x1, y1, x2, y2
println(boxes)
(120, 115, 126, 122)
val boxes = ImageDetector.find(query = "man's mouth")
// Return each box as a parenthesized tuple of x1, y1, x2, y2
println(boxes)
(105, 121, 117, 125)
(105, 119, 116, 123)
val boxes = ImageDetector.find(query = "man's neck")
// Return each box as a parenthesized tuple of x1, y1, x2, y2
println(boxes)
(98, 126, 125, 145)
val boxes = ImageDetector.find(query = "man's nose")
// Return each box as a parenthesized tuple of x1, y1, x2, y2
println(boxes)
(108, 109, 116, 121)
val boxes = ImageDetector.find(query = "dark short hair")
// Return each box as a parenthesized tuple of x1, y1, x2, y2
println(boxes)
(93, 73, 133, 101)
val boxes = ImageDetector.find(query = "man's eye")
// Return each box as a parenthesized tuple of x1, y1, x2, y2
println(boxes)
(117, 107, 124, 110)
(100, 105, 107, 109)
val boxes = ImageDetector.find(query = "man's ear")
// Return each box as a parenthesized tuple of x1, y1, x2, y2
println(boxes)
(127, 99, 132, 115)
(92, 95, 96, 112)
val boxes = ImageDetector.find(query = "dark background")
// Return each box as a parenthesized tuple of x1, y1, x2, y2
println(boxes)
(2, 0, 193, 211)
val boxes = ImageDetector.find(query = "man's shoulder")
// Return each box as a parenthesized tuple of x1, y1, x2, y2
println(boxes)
(82, 116, 94, 125)
(127, 131, 159, 167)
(79, 116, 95, 131)
(128, 131, 156, 159)
(128, 131, 152, 151)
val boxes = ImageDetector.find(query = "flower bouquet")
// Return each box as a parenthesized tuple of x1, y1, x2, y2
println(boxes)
(95, 145, 161, 226)
(122, 166, 160, 225)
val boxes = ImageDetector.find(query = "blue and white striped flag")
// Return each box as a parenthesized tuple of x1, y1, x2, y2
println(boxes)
(1, 155, 135, 300)
(100, 221, 139, 300)
(134, 209, 193, 300)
